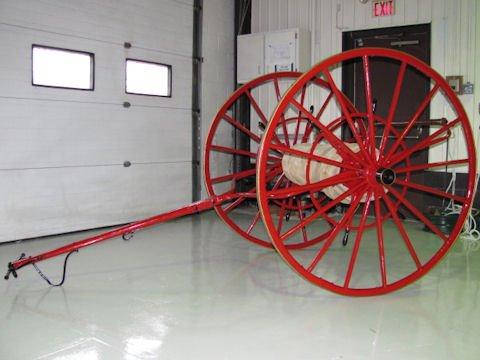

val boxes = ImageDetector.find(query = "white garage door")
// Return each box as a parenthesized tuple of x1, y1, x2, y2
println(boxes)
(0, 0, 193, 242)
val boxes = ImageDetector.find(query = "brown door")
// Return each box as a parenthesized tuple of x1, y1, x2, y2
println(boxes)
(342, 24, 433, 216)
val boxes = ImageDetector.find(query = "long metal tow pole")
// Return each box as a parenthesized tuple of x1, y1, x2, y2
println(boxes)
(4, 192, 251, 281)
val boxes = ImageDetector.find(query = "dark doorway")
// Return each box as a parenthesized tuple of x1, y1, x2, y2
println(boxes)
(342, 24, 434, 215)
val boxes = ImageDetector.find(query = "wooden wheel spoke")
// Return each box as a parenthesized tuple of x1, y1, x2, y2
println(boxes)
(394, 158, 469, 174)
(307, 192, 364, 273)
(273, 79, 291, 146)
(280, 182, 363, 241)
(246, 211, 261, 234)
(315, 92, 334, 121)
(380, 61, 407, 157)
(394, 179, 466, 203)
(247, 89, 285, 145)
(272, 173, 287, 188)
(246, 90, 269, 124)
(302, 122, 315, 143)
(211, 167, 256, 184)
(280, 119, 291, 146)
(245, 174, 287, 234)
(267, 171, 358, 200)
(277, 200, 287, 233)
(273, 78, 282, 101)
(362, 56, 376, 156)
(224, 195, 247, 213)
(374, 192, 387, 287)
(293, 85, 307, 145)
(322, 69, 373, 164)
(210, 144, 256, 158)
(310, 193, 338, 225)
(379, 187, 422, 269)
(382, 84, 440, 164)
(211, 144, 281, 162)
(212, 163, 281, 184)
(224, 167, 282, 213)
(275, 176, 292, 233)
(222, 114, 261, 143)
(296, 198, 308, 243)
(385, 186, 449, 243)
(387, 136, 448, 168)
(223, 189, 257, 213)
(301, 92, 334, 143)
(290, 98, 363, 164)
(385, 117, 461, 167)
(344, 192, 372, 288)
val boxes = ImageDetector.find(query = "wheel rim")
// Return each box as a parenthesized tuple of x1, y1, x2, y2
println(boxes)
(204, 72, 334, 249)
(257, 48, 477, 295)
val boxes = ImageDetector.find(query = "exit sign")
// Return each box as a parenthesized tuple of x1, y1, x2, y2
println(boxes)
(373, 0, 395, 17)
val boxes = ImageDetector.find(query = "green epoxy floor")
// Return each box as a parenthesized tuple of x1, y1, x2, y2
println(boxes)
(1, 211, 479, 359)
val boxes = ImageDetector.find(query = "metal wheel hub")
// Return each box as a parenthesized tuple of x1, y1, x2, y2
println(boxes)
(377, 168, 396, 185)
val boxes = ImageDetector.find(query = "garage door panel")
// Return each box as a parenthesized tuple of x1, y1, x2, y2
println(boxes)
(0, 0, 194, 240)
(0, 99, 191, 168)
(0, 0, 193, 57)
(0, 162, 191, 242)
(0, 25, 193, 110)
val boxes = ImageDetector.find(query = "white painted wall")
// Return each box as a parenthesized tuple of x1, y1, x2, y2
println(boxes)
(252, 0, 480, 170)
(0, 0, 195, 242)
(200, 0, 235, 198)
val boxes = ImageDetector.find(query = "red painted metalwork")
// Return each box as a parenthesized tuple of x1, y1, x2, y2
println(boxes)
(5, 193, 240, 278)
(5, 48, 477, 296)
(256, 47, 477, 296)
(204, 71, 334, 249)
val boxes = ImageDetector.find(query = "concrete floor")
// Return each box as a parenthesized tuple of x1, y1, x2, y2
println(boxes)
(1, 211, 479, 359)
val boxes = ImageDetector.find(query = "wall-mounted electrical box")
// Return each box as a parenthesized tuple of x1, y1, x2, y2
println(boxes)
(237, 33, 265, 84)
(264, 28, 311, 74)
(237, 28, 311, 83)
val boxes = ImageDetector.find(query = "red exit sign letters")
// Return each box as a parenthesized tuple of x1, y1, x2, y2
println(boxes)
(373, 0, 395, 17)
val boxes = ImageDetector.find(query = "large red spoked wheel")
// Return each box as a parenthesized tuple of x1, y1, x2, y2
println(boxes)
(257, 48, 477, 295)
(204, 72, 334, 249)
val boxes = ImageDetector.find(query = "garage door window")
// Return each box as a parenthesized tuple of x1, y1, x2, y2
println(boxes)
(32, 45, 94, 90)
(126, 59, 171, 97)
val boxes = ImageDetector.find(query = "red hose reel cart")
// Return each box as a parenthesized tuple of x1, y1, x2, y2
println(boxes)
(5, 48, 477, 296)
